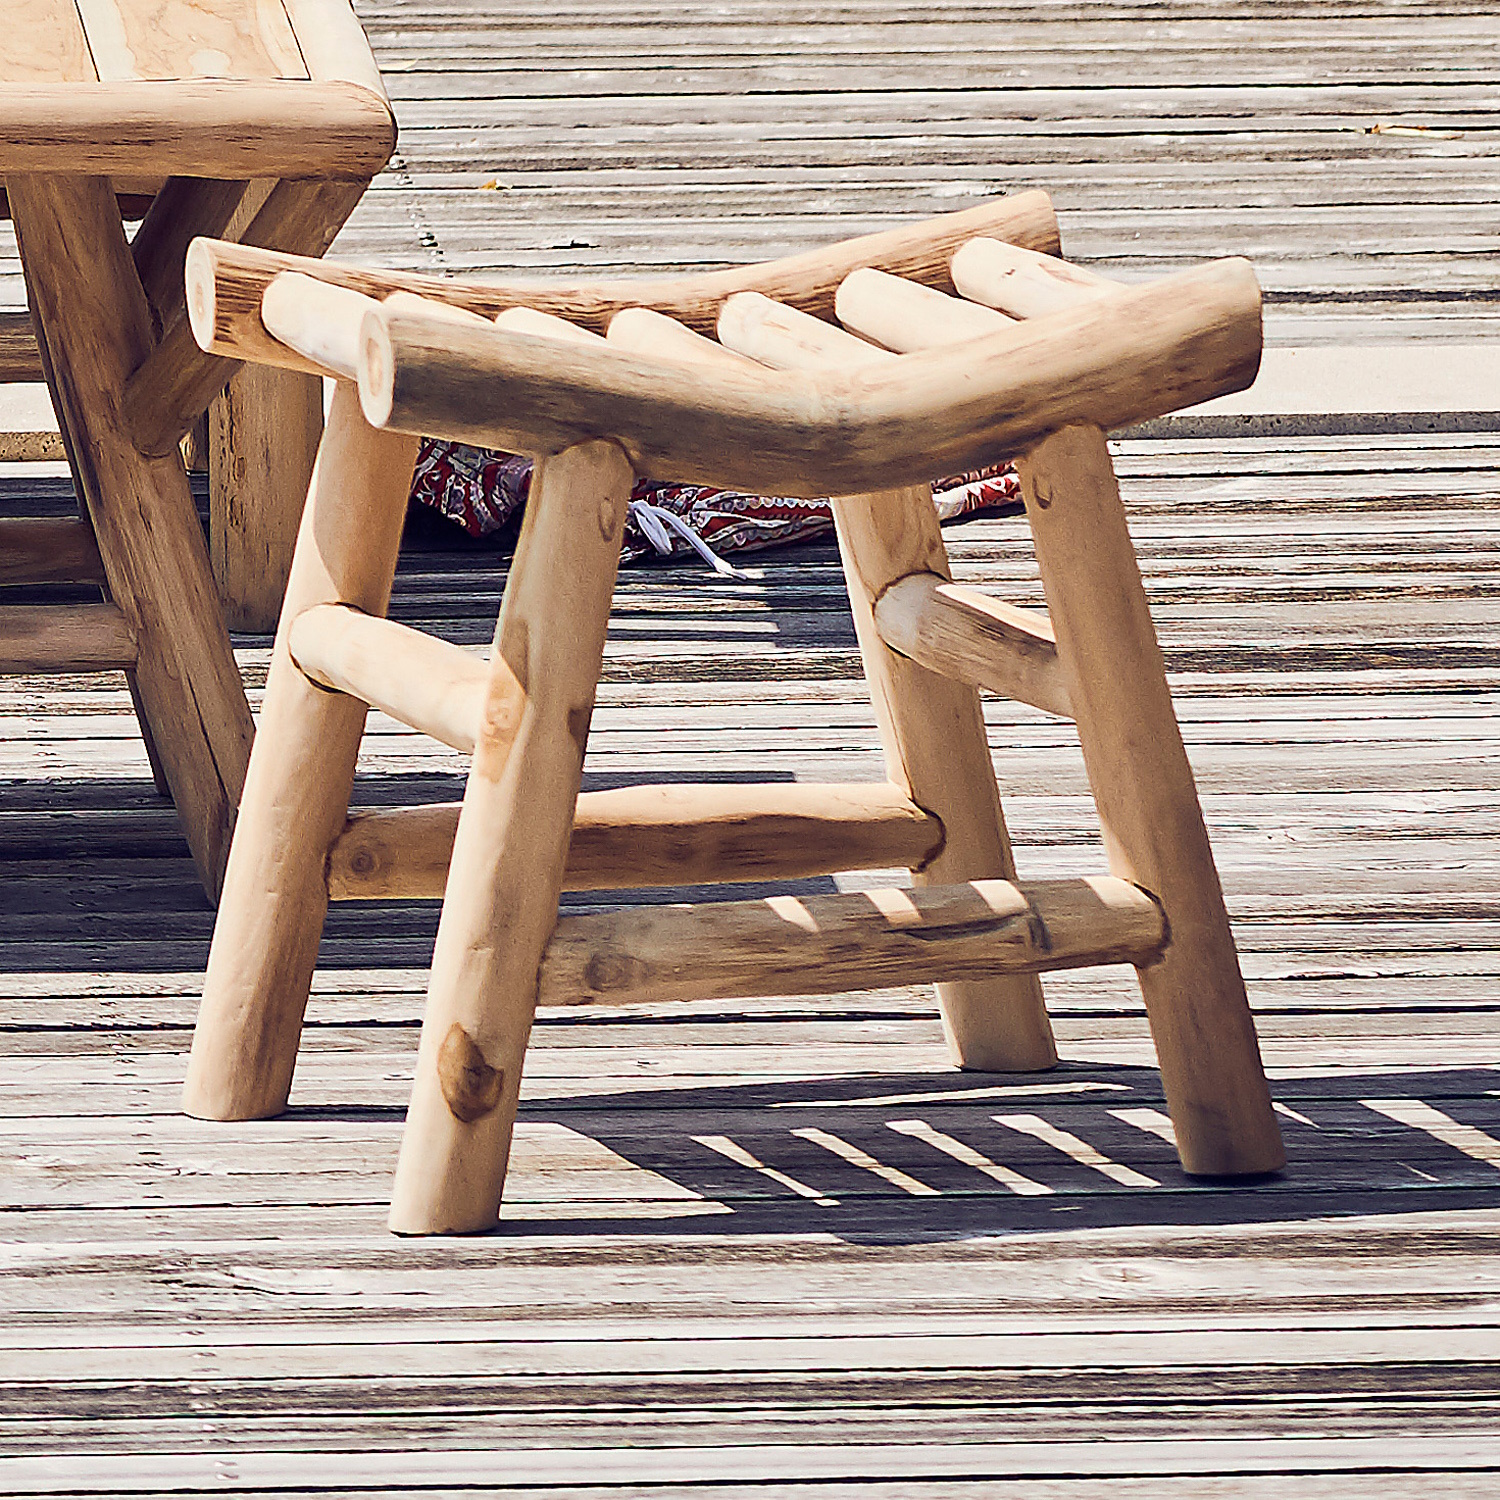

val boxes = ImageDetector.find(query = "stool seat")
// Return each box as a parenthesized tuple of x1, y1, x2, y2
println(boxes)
(182, 193, 1286, 1233)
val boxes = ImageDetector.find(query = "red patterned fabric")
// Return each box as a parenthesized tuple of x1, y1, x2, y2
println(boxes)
(408, 439, 1022, 564)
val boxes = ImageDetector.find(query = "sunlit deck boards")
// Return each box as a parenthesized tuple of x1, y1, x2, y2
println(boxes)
(3, 430, 1500, 1489)
(4, 0, 1500, 1490)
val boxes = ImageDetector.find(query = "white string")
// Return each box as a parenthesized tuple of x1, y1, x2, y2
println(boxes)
(627, 499, 757, 579)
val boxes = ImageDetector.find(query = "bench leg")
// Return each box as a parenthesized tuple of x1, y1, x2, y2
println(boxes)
(184, 384, 418, 1120)
(1017, 424, 1283, 1176)
(833, 484, 1057, 1072)
(9, 174, 254, 897)
(209, 364, 324, 632)
(389, 439, 633, 1234)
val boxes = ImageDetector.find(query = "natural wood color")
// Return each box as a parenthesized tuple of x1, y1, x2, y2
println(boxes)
(952, 237, 1119, 321)
(0, 81, 392, 177)
(0, 602, 136, 674)
(493, 306, 607, 343)
(388, 439, 634, 1236)
(383, 291, 493, 329)
(287, 603, 501, 754)
(0, 311, 44, 381)
(354, 259, 1262, 496)
(0, 518, 106, 586)
(836, 266, 1013, 351)
(185, 384, 420, 1120)
(130, 177, 251, 338)
(606, 306, 756, 369)
(873, 574, 1072, 720)
(74, 0, 307, 81)
(829, 484, 1059, 1071)
(280, 0, 391, 100)
(1018, 423, 1283, 1177)
(259, 270, 378, 379)
(9, 174, 253, 896)
(538, 876, 1166, 1009)
(127, 176, 369, 456)
(209, 360, 323, 630)
(718, 290, 894, 369)
(327, 782, 947, 900)
(714, 288, 1057, 1067)
(182, 193, 1062, 363)
(6, 0, 98, 82)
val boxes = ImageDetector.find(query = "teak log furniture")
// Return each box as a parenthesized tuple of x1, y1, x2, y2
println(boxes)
(0, 0, 396, 895)
(182, 193, 1285, 1233)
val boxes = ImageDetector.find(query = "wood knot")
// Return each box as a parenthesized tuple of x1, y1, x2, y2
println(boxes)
(436, 1022, 504, 1124)
(597, 494, 623, 541)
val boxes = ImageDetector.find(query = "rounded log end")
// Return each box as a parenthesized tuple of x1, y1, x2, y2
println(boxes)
(357, 309, 398, 429)
(184, 237, 221, 353)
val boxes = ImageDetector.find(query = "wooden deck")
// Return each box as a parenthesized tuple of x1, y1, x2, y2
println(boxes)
(3, 1, 1500, 1492)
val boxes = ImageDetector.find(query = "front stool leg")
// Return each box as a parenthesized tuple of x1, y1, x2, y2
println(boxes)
(389, 439, 633, 1234)
(1018, 423, 1283, 1176)
(185, 384, 420, 1120)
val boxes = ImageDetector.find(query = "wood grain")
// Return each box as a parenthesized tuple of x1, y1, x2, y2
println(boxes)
(389, 439, 634, 1235)
(186, 383, 419, 1119)
(327, 781, 945, 898)
(74, 0, 307, 81)
(0, 602, 136, 673)
(2, 0, 98, 83)
(9, 174, 253, 897)
(539, 876, 1166, 1008)
(0, 81, 393, 176)
(356, 258, 1261, 496)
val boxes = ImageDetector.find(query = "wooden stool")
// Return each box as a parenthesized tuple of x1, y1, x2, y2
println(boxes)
(182, 192, 1285, 1233)
(0, 0, 394, 894)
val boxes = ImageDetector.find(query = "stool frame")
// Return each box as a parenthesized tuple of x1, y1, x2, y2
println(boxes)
(182, 193, 1284, 1233)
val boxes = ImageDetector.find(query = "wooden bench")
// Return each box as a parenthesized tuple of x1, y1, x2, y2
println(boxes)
(0, 0, 395, 894)
(180, 193, 1286, 1233)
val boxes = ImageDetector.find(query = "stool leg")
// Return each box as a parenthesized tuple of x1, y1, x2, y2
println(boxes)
(389, 439, 633, 1234)
(184, 384, 418, 1120)
(833, 485, 1058, 1072)
(1017, 424, 1283, 1176)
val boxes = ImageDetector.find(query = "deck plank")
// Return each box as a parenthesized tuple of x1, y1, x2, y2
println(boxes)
(2, 0, 1500, 1488)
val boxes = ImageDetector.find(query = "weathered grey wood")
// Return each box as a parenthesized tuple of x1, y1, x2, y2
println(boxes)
(2, 0, 1499, 1482)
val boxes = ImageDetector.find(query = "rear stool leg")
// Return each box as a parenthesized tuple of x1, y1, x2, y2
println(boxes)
(389, 439, 633, 1234)
(184, 384, 420, 1120)
(833, 484, 1057, 1072)
(1017, 424, 1283, 1176)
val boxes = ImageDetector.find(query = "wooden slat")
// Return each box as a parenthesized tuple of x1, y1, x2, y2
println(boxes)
(2, 0, 98, 82)
(538, 876, 1167, 1008)
(288, 602, 494, 753)
(327, 782, 946, 897)
(0, 602, 136, 673)
(873, 574, 1072, 719)
(0, 518, 106, 585)
(355, 259, 1261, 498)
(0, 81, 394, 178)
(181, 194, 1063, 367)
(74, 0, 307, 81)
(281, 0, 390, 99)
